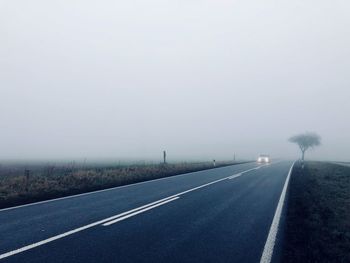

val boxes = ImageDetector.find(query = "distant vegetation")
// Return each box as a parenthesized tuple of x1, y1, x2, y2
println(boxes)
(0, 160, 247, 209)
(283, 161, 350, 262)
(288, 132, 321, 161)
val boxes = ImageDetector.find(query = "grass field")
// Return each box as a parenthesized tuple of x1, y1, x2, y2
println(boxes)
(282, 161, 350, 262)
(0, 160, 246, 209)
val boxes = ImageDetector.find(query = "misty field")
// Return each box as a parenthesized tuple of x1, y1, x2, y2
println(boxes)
(0, 161, 244, 209)
(282, 162, 350, 262)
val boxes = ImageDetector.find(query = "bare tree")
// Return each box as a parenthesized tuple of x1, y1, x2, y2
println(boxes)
(289, 132, 321, 161)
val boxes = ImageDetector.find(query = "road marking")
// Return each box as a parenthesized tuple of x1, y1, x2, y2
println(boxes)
(0, 164, 264, 260)
(0, 195, 179, 260)
(227, 165, 265, 179)
(228, 173, 242, 179)
(259, 161, 295, 263)
(0, 163, 253, 212)
(103, 197, 179, 226)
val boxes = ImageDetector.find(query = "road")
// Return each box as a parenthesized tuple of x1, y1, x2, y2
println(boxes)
(333, 162, 350, 167)
(0, 161, 294, 263)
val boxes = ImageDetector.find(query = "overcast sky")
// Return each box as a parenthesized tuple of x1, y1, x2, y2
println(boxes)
(1, 0, 349, 162)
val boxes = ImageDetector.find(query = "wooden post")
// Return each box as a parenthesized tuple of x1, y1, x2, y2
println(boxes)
(24, 169, 30, 192)
(163, 150, 167, 164)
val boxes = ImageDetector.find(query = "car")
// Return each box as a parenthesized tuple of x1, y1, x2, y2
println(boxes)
(257, 154, 270, 163)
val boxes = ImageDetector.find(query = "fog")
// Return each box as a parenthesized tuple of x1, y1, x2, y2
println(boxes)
(1, 0, 349, 162)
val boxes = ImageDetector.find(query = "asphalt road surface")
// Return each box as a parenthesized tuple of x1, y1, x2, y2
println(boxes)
(333, 162, 350, 167)
(0, 161, 294, 263)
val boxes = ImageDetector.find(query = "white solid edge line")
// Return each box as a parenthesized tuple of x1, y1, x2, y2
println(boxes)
(259, 161, 295, 263)
(0, 164, 268, 260)
(0, 163, 253, 212)
(103, 197, 179, 226)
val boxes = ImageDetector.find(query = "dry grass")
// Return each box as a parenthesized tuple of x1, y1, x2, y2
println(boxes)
(0, 161, 245, 209)
(282, 161, 350, 263)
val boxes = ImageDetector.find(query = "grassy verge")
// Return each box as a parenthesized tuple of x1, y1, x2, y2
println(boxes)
(282, 161, 350, 262)
(0, 161, 248, 209)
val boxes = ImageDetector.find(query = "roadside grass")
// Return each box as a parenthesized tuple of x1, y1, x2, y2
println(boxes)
(282, 161, 350, 262)
(0, 161, 246, 209)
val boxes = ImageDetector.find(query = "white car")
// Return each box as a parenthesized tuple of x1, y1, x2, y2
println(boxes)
(257, 155, 270, 163)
